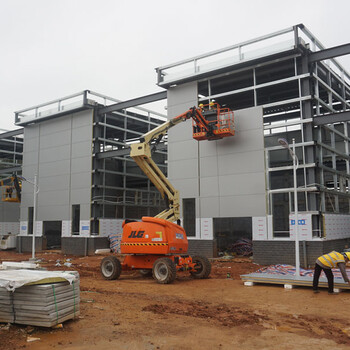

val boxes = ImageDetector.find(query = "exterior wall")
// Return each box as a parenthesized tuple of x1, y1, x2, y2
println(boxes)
(253, 238, 350, 268)
(167, 83, 265, 257)
(61, 237, 109, 256)
(19, 109, 93, 238)
(0, 202, 20, 235)
(188, 240, 217, 258)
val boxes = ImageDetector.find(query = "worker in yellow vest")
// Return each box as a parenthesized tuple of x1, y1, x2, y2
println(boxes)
(313, 251, 350, 294)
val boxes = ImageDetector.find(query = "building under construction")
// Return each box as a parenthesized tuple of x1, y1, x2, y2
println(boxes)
(0, 24, 349, 266)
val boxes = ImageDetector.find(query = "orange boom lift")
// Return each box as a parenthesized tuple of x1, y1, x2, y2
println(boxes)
(100, 103, 234, 283)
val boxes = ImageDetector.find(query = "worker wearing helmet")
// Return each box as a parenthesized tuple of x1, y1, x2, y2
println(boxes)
(313, 251, 350, 294)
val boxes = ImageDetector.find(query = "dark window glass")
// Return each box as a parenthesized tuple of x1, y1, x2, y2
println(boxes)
(183, 198, 195, 237)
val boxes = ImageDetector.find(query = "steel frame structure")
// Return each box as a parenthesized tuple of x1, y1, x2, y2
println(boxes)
(156, 24, 350, 239)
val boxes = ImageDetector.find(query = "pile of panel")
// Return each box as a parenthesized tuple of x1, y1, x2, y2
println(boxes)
(0, 272, 80, 327)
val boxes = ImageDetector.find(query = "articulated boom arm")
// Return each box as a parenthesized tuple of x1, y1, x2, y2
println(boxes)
(130, 107, 199, 222)
(130, 103, 234, 223)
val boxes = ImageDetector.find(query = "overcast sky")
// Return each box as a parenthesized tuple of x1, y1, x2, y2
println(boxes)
(1, 0, 349, 130)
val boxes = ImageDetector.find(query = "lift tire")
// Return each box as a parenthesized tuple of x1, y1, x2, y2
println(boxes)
(100, 256, 122, 280)
(190, 256, 211, 279)
(152, 257, 177, 284)
(139, 269, 152, 277)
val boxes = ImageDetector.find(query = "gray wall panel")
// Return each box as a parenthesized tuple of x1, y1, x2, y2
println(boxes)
(40, 116, 72, 134)
(39, 190, 70, 207)
(200, 156, 218, 178)
(199, 177, 219, 197)
(71, 172, 91, 189)
(23, 127, 39, 140)
(168, 140, 198, 161)
(171, 178, 199, 198)
(199, 197, 220, 218)
(70, 188, 91, 204)
(71, 157, 92, 174)
(40, 129, 71, 149)
(39, 160, 71, 177)
(71, 141, 93, 158)
(0, 202, 20, 222)
(168, 159, 198, 180)
(39, 145, 71, 163)
(219, 173, 266, 196)
(218, 151, 265, 176)
(219, 194, 266, 217)
(38, 204, 69, 220)
(71, 125, 93, 142)
(21, 109, 93, 225)
(38, 174, 71, 191)
(23, 151, 39, 166)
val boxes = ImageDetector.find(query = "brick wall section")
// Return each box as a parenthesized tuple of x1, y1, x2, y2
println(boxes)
(62, 237, 109, 255)
(17, 236, 47, 253)
(253, 239, 350, 268)
(188, 240, 216, 258)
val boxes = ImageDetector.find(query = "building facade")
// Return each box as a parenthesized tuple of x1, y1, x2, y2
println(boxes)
(14, 91, 167, 254)
(156, 24, 350, 265)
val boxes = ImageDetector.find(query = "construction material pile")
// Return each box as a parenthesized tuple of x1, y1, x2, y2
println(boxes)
(0, 270, 80, 327)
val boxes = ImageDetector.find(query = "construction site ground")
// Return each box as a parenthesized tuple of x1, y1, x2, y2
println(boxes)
(1, 250, 350, 350)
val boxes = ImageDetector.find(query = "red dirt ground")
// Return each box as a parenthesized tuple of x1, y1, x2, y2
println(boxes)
(1, 250, 350, 350)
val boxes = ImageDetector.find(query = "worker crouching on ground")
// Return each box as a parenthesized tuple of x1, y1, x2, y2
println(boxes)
(313, 251, 350, 294)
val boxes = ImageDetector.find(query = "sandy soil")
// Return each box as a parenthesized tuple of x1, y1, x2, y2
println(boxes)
(1, 250, 350, 350)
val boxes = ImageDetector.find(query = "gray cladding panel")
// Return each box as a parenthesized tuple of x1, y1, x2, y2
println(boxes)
(71, 141, 93, 158)
(72, 111, 93, 128)
(199, 197, 219, 218)
(40, 129, 71, 149)
(38, 204, 69, 220)
(71, 173, 91, 190)
(39, 145, 71, 163)
(39, 190, 70, 206)
(199, 177, 219, 197)
(217, 151, 265, 176)
(168, 159, 198, 180)
(38, 174, 70, 191)
(168, 120, 194, 143)
(169, 178, 199, 198)
(40, 160, 71, 177)
(219, 173, 266, 196)
(200, 156, 218, 178)
(167, 82, 198, 112)
(71, 125, 93, 143)
(0, 202, 20, 222)
(23, 126, 39, 140)
(168, 139, 198, 161)
(219, 194, 266, 217)
(21, 109, 93, 222)
(71, 157, 92, 174)
(70, 189, 91, 205)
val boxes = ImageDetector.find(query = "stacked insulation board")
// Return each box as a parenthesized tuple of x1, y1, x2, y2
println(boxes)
(0, 271, 80, 327)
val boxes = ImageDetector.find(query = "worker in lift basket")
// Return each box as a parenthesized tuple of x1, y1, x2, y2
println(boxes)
(313, 251, 350, 294)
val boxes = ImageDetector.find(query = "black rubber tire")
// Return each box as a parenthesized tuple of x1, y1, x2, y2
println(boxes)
(139, 269, 152, 277)
(190, 256, 211, 279)
(152, 258, 176, 284)
(100, 256, 122, 280)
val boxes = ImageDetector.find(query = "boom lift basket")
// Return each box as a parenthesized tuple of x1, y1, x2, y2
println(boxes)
(192, 103, 235, 141)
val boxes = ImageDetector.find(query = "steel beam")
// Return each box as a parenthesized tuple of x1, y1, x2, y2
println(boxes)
(309, 43, 350, 63)
(313, 111, 350, 125)
(99, 91, 167, 115)
(0, 129, 24, 140)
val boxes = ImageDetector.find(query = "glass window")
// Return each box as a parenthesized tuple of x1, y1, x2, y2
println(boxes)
(72, 205, 80, 235)
(183, 198, 195, 237)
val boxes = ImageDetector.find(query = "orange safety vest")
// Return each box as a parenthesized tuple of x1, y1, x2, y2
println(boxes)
(317, 251, 345, 268)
